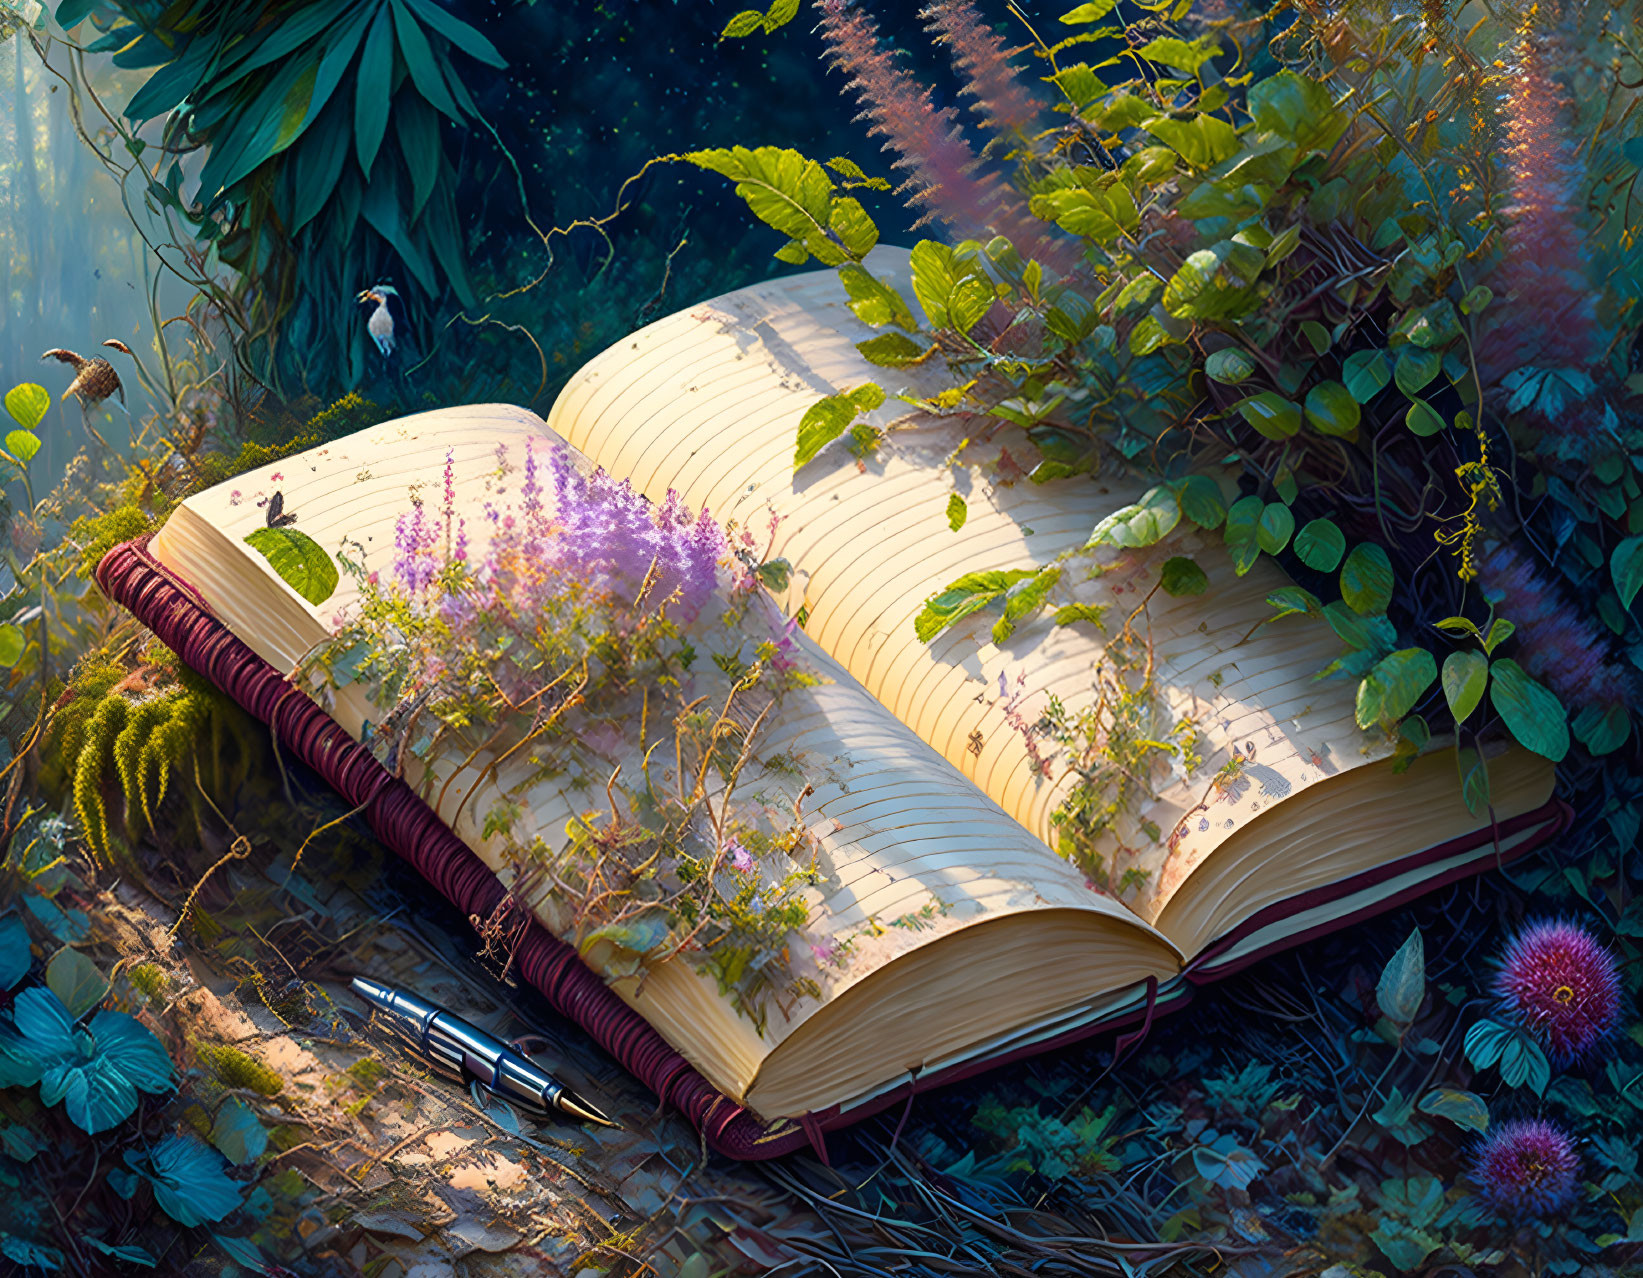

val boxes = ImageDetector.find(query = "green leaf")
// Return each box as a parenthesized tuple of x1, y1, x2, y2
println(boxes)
(1356, 648, 1437, 729)
(209, 1098, 268, 1166)
(1404, 398, 1447, 436)
(1160, 556, 1208, 597)
(1162, 240, 1262, 320)
(133, 1135, 244, 1227)
(1223, 493, 1262, 546)
(829, 196, 878, 259)
(1489, 658, 1569, 761)
(1293, 518, 1345, 571)
(402, 0, 508, 67)
(4, 384, 50, 433)
(1247, 70, 1349, 151)
(1233, 392, 1301, 439)
(1204, 348, 1256, 385)
(1143, 114, 1242, 168)
(1376, 927, 1425, 1026)
(243, 528, 339, 607)
(1299, 319, 1331, 356)
(1441, 650, 1488, 723)
(855, 332, 928, 367)
(836, 264, 917, 331)
(909, 239, 993, 334)
(1481, 617, 1515, 654)
(1134, 36, 1218, 75)
(1060, 0, 1118, 20)
(0, 624, 21, 669)
(1418, 1087, 1488, 1132)
(46, 948, 106, 1019)
(1342, 349, 1390, 403)
(1460, 284, 1493, 315)
(946, 493, 967, 532)
(1086, 486, 1181, 548)
(1303, 380, 1360, 436)
(1394, 345, 1441, 396)
(915, 569, 1038, 644)
(720, 9, 765, 37)
(1340, 543, 1393, 615)
(793, 385, 883, 469)
(1256, 502, 1294, 555)
(393, 92, 442, 221)
(992, 566, 1062, 645)
(1171, 474, 1227, 528)
(685, 145, 840, 262)
(1612, 536, 1643, 608)
(1458, 746, 1491, 814)
(390, 0, 464, 122)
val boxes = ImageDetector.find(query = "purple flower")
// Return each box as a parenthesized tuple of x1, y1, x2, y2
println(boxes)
(724, 837, 755, 874)
(1474, 542, 1632, 710)
(1494, 919, 1621, 1064)
(1474, 1119, 1579, 1217)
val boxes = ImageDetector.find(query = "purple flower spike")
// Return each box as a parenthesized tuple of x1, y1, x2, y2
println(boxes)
(1494, 919, 1621, 1064)
(1474, 1119, 1579, 1217)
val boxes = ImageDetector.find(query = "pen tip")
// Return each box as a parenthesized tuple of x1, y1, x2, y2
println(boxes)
(559, 1091, 621, 1129)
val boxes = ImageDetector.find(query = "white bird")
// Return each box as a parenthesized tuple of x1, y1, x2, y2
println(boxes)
(357, 284, 400, 357)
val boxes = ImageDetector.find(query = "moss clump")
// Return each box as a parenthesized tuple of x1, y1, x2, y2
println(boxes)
(346, 1057, 388, 1088)
(69, 504, 156, 582)
(128, 962, 168, 1002)
(194, 1041, 285, 1096)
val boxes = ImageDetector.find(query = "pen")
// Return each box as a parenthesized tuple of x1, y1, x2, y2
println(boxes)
(350, 976, 618, 1128)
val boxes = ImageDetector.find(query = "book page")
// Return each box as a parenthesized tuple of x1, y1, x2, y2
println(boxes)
(547, 248, 1386, 929)
(148, 406, 1173, 1105)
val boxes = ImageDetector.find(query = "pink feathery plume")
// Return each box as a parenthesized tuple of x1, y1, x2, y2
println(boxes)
(1481, 24, 1603, 379)
(920, 1, 1041, 140)
(816, 0, 1079, 275)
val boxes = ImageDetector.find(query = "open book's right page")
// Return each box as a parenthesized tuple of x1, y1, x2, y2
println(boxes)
(548, 248, 1435, 944)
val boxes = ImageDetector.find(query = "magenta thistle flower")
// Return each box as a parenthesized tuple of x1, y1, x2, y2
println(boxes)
(1494, 919, 1622, 1063)
(724, 837, 755, 875)
(1474, 1119, 1579, 1217)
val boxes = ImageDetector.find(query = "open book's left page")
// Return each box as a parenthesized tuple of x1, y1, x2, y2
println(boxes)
(147, 407, 1178, 1115)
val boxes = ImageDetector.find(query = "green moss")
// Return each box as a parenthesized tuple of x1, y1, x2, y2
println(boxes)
(346, 1057, 388, 1087)
(194, 1040, 285, 1096)
(128, 962, 168, 1002)
(69, 504, 155, 583)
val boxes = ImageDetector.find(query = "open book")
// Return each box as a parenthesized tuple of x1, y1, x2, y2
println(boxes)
(124, 248, 1563, 1141)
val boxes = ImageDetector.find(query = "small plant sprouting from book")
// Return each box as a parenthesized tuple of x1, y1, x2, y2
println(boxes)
(279, 444, 832, 1028)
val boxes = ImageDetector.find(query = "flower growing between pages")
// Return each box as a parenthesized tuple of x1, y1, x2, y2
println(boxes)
(304, 443, 830, 1030)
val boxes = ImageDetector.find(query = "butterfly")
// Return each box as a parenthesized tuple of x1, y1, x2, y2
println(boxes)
(265, 491, 298, 528)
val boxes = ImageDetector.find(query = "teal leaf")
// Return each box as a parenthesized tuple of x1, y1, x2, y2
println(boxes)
(130, 1135, 244, 1227)
(11, 987, 80, 1070)
(1611, 535, 1643, 608)
(393, 92, 442, 221)
(0, 916, 29, 991)
(81, 1238, 158, 1268)
(1266, 585, 1322, 620)
(210, 1098, 269, 1166)
(1376, 928, 1424, 1025)
(1441, 649, 1488, 723)
(1394, 345, 1441, 396)
(402, 0, 507, 67)
(88, 1011, 175, 1096)
(244, 527, 340, 607)
(354, 4, 396, 176)
(1340, 542, 1393, 615)
(1571, 701, 1630, 755)
(1418, 1087, 1488, 1132)
(1489, 658, 1569, 761)
(4, 384, 50, 433)
(1293, 518, 1345, 572)
(390, 0, 465, 122)
(1342, 349, 1390, 403)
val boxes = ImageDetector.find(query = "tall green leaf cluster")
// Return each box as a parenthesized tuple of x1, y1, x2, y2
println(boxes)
(64, 0, 503, 395)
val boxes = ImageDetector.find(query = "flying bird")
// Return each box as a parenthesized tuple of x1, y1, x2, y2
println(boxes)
(357, 284, 401, 358)
(41, 341, 134, 445)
